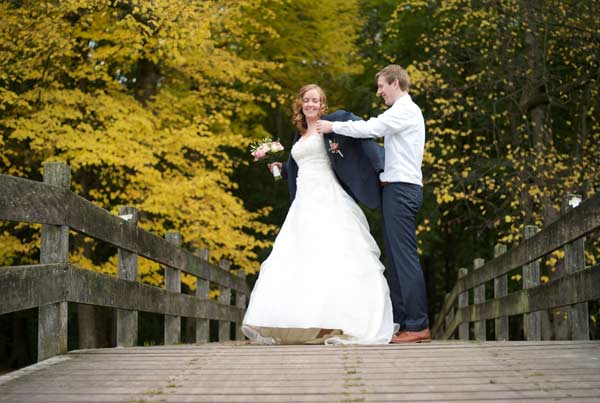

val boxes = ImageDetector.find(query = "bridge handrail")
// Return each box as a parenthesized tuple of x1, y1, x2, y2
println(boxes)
(0, 162, 250, 361)
(432, 192, 600, 340)
(0, 171, 247, 293)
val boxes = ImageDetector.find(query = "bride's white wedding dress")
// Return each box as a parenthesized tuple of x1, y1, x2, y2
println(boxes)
(242, 134, 394, 345)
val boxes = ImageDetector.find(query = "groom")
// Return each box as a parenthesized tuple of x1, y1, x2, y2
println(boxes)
(316, 65, 430, 343)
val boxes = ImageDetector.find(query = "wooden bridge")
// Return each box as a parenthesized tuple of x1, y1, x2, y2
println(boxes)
(1, 162, 600, 402)
(1, 341, 599, 402)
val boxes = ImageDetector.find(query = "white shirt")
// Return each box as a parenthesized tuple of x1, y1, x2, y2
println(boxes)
(331, 95, 425, 186)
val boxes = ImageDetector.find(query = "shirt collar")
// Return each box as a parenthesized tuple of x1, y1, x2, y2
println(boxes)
(392, 94, 411, 106)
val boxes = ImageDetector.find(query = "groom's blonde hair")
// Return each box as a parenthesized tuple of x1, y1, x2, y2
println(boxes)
(376, 65, 410, 91)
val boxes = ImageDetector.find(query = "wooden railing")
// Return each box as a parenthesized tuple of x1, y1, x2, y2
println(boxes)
(0, 162, 249, 361)
(433, 192, 600, 341)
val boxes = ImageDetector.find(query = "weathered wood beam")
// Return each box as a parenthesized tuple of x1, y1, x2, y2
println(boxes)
(560, 194, 589, 340)
(164, 232, 182, 345)
(66, 264, 244, 322)
(435, 192, 600, 329)
(473, 258, 486, 341)
(440, 265, 600, 340)
(116, 206, 139, 347)
(38, 301, 67, 362)
(0, 174, 248, 293)
(0, 264, 243, 323)
(39, 163, 70, 265)
(523, 225, 542, 341)
(457, 268, 469, 340)
(464, 192, 600, 292)
(235, 269, 248, 341)
(218, 259, 232, 342)
(195, 249, 210, 343)
(493, 244, 509, 341)
(0, 265, 67, 315)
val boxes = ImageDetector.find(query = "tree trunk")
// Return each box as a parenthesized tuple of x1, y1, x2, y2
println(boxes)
(135, 58, 161, 104)
(521, 0, 557, 224)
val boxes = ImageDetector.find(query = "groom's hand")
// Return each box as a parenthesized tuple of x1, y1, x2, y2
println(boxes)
(316, 120, 333, 134)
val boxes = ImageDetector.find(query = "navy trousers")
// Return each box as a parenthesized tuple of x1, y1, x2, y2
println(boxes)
(382, 182, 429, 331)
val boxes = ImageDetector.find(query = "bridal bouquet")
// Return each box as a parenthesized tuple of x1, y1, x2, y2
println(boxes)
(250, 137, 285, 181)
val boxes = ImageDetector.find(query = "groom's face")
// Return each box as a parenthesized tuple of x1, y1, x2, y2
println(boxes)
(376, 76, 398, 106)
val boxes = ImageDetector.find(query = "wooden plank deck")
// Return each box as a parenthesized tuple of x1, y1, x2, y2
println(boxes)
(1, 341, 599, 402)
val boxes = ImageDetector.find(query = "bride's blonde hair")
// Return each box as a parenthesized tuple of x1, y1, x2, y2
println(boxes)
(292, 84, 328, 134)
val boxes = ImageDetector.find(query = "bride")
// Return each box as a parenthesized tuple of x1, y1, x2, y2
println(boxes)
(241, 84, 395, 345)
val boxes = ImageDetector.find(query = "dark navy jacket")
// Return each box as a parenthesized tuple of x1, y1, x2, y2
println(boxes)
(281, 110, 385, 209)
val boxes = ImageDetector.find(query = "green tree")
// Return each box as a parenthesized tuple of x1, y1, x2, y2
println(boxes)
(381, 0, 600, 314)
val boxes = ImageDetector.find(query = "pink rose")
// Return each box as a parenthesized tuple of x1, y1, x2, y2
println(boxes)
(271, 142, 284, 152)
(249, 138, 284, 162)
(253, 149, 267, 159)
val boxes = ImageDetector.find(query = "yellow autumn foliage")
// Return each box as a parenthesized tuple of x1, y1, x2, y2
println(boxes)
(1, 0, 369, 283)
(0, 0, 284, 278)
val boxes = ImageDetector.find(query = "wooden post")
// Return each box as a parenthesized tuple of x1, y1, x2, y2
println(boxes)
(493, 244, 509, 341)
(40, 162, 70, 264)
(38, 303, 68, 362)
(562, 194, 589, 340)
(164, 231, 182, 345)
(443, 292, 452, 332)
(195, 248, 210, 343)
(443, 292, 456, 339)
(38, 162, 70, 361)
(218, 259, 232, 342)
(235, 269, 247, 341)
(473, 258, 486, 341)
(116, 206, 139, 347)
(523, 225, 541, 341)
(457, 267, 469, 340)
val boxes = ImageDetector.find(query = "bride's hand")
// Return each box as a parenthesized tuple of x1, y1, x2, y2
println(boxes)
(268, 162, 282, 173)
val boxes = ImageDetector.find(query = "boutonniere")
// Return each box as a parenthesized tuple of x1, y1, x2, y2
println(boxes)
(328, 139, 344, 158)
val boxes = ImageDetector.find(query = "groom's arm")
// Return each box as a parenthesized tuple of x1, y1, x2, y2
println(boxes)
(318, 106, 407, 139)
(331, 116, 388, 139)
(319, 109, 365, 137)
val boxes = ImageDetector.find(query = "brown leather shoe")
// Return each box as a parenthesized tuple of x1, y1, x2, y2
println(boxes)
(390, 328, 431, 343)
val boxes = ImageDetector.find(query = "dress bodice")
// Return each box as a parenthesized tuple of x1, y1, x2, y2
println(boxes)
(291, 135, 334, 181)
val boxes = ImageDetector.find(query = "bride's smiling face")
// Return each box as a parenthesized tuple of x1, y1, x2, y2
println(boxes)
(302, 89, 322, 121)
